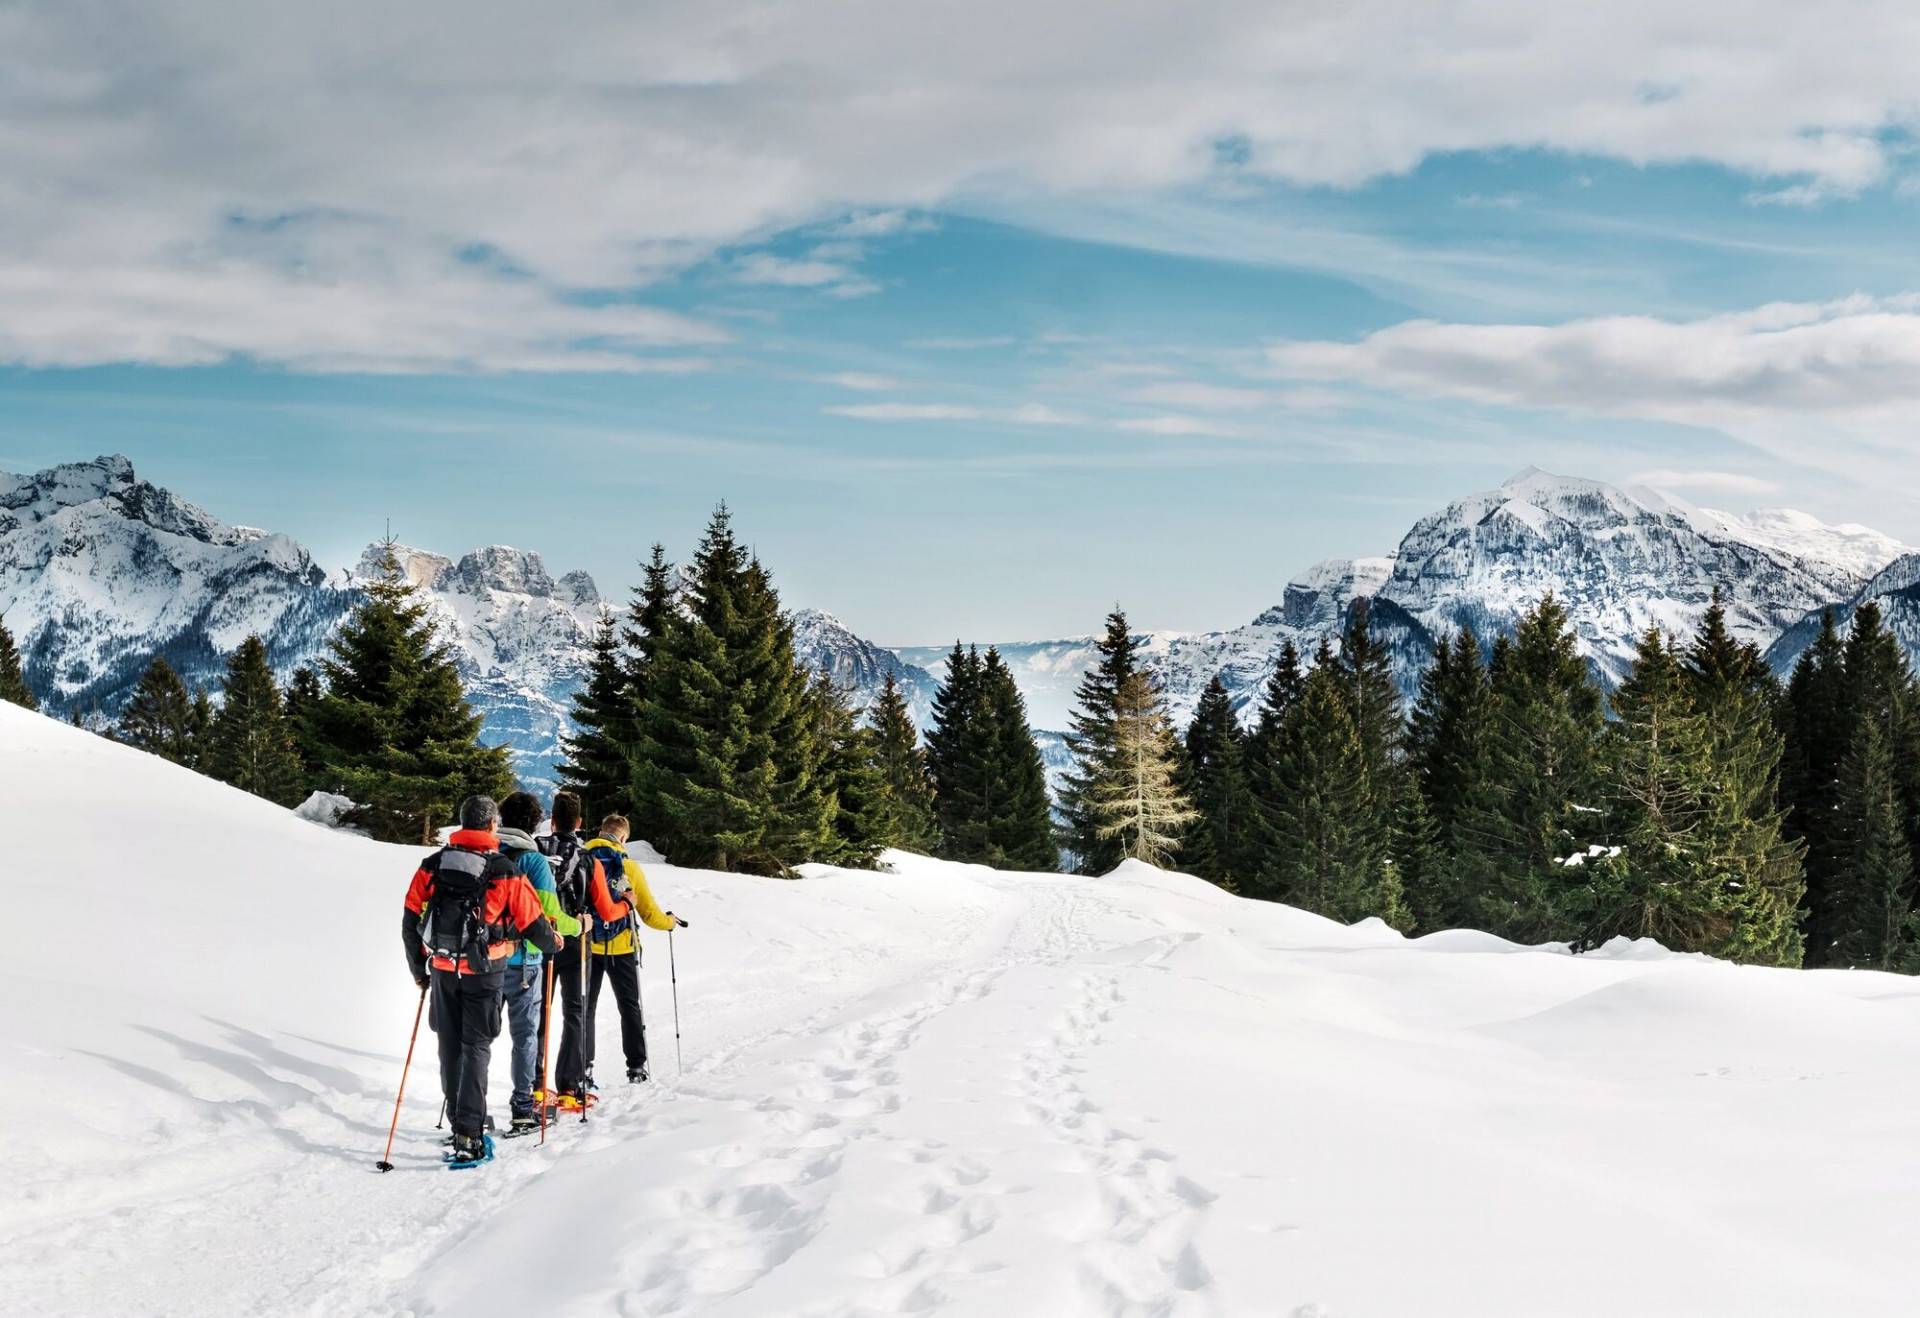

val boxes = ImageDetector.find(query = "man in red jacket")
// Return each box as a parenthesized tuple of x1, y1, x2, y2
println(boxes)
(402, 795, 561, 1165)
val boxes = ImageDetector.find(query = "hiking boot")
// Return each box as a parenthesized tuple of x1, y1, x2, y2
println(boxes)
(509, 1112, 539, 1134)
(628, 1062, 649, 1084)
(446, 1133, 491, 1166)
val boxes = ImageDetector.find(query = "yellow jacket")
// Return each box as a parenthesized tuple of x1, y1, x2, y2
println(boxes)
(583, 836, 676, 956)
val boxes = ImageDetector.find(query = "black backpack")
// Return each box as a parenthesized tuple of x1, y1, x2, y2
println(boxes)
(540, 832, 592, 919)
(419, 845, 520, 970)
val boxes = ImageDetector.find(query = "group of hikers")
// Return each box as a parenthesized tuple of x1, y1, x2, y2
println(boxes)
(392, 789, 685, 1168)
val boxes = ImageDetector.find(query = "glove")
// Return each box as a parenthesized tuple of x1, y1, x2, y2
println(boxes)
(414, 975, 430, 991)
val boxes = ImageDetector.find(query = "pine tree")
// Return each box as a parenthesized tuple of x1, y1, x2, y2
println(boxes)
(207, 635, 304, 805)
(186, 687, 214, 773)
(1060, 609, 1140, 874)
(928, 644, 991, 861)
(1091, 669, 1196, 867)
(1402, 627, 1490, 931)
(1452, 595, 1607, 943)
(631, 508, 830, 874)
(978, 648, 1058, 871)
(1254, 661, 1407, 926)
(1824, 715, 1914, 969)
(119, 656, 198, 764)
(1239, 640, 1305, 895)
(282, 666, 324, 782)
(627, 543, 676, 690)
(810, 674, 886, 869)
(869, 671, 940, 854)
(0, 614, 35, 711)
(1177, 674, 1249, 888)
(1780, 610, 1851, 956)
(301, 541, 512, 843)
(559, 610, 638, 822)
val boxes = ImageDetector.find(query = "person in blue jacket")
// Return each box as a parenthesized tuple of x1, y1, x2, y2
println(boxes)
(495, 791, 581, 1133)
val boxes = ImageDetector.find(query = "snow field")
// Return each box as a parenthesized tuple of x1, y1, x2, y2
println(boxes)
(4, 699, 1920, 1316)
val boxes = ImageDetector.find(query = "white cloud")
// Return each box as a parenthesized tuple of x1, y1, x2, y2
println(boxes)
(1115, 414, 1244, 437)
(8, 2, 1920, 367)
(731, 253, 879, 297)
(1630, 469, 1784, 497)
(904, 337, 1021, 351)
(1268, 293, 1920, 484)
(825, 401, 1085, 425)
(818, 372, 907, 391)
(1127, 381, 1272, 411)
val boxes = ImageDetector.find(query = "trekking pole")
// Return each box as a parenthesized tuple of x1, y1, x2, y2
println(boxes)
(435, 1099, 446, 1131)
(669, 920, 687, 1076)
(539, 956, 555, 1146)
(375, 983, 428, 1173)
(580, 929, 591, 1125)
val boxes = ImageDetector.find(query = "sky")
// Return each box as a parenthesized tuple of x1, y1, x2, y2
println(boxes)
(7, 2, 1920, 644)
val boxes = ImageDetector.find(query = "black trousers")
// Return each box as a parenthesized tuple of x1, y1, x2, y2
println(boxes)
(586, 950, 647, 1076)
(429, 965, 505, 1138)
(551, 940, 589, 1094)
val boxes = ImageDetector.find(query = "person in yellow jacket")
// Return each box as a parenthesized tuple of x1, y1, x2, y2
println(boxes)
(581, 814, 681, 1086)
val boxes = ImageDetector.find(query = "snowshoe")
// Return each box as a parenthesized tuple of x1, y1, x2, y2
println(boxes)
(500, 1113, 541, 1139)
(542, 1090, 598, 1113)
(444, 1133, 495, 1170)
(627, 1063, 649, 1084)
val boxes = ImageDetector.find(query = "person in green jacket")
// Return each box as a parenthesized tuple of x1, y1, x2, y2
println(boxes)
(497, 791, 582, 1132)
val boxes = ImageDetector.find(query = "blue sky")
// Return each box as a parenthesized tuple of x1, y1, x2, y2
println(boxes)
(7, 4, 1920, 642)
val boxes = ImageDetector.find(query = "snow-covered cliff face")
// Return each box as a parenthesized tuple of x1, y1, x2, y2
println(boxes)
(789, 609, 940, 723)
(1765, 549, 1920, 677)
(0, 455, 345, 717)
(921, 469, 1910, 733)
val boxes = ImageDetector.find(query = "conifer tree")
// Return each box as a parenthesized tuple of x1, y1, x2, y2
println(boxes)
(1781, 610, 1850, 953)
(1091, 669, 1195, 867)
(631, 508, 830, 874)
(559, 610, 638, 821)
(869, 671, 939, 854)
(1402, 627, 1490, 931)
(282, 666, 324, 782)
(1239, 640, 1305, 892)
(627, 543, 677, 691)
(0, 614, 35, 711)
(301, 542, 511, 843)
(1060, 610, 1140, 874)
(978, 648, 1058, 871)
(1177, 674, 1249, 888)
(809, 674, 885, 869)
(186, 687, 215, 773)
(1254, 661, 1407, 926)
(207, 635, 304, 805)
(118, 656, 197, 764)
(1452, 595, 1606, 943)
(1824, 716, 1914, 969)
(928, 644, 991, 860)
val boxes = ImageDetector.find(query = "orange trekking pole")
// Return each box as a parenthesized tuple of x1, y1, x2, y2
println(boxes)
(375, 982, 429, 1172)
(538, 956, 555, 1145)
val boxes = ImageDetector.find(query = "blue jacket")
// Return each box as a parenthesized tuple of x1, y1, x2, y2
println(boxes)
(498, 829, 571, 966)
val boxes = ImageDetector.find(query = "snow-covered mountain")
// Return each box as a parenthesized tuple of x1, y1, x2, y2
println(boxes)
(0, 455, 949, 793)
(1766, 549, 1920, 676)
(914, 469, 1911, 732)
(0, 455, 349, 717)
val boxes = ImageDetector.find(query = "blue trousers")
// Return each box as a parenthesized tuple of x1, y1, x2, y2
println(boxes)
(502, 960, 547, 1118)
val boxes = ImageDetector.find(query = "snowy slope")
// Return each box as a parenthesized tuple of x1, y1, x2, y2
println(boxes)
(7, 701, 1920, 1317)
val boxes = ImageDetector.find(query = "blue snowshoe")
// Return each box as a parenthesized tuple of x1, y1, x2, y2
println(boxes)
(444, 1133, 495, 1170)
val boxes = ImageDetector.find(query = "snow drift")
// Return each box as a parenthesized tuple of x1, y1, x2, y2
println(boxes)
(3, 701, 1919, 1316)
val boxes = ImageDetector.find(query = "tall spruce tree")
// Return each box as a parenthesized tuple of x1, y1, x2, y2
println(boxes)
(207, 635, 304, 805)
(1452, 595, 1607, 943)
(1239, 640, 1305, 894)
(1331, 599, 1407, 913)
(1781, 610, 1851, 955)
(119, 656, 198, 764)
(978, 648, 1058, 870)
(1825, 715, 1914, 969)
(559, 610, 638, 821)
(1253, 657, 1408, 926)
(0, 614, 35, 711)
(1177, 674, 1249, 888)
(282, 666, 324, 782)
(809, 674, 885, 869)
(869, 671, 940, 854)
(1091, 669, 1195, 867)
(186, 687, 215, 773)
(301, 541, 511, 843)
(1060, 610, 1140, 873)
(1402, 627, 1490, 931)
(631, 508, 831, 874)
(928, 644, 991, 860)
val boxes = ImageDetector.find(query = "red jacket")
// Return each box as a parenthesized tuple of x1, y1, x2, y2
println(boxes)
(403, 829, 558, 975)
